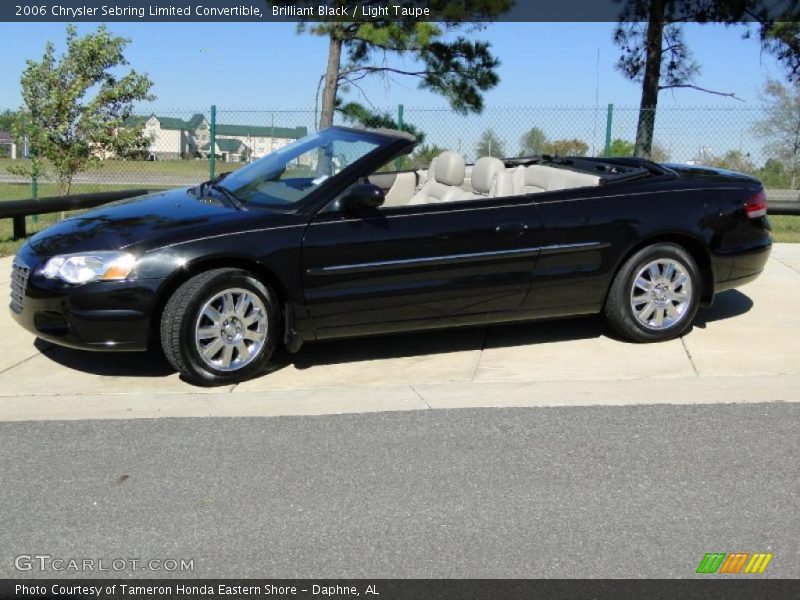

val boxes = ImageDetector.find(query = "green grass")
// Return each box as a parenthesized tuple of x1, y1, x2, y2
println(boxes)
(0, 183, 167, 257)
(0, 182, 162, 202)
(1, 177, 799, 257)
(0, 157, 251, 183)
(0, 157, 251, 256)
(770, 215, 800, 243)
(1, 212, 71, 257)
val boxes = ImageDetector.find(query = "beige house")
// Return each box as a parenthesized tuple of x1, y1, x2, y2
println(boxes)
(0, 131, 16, 159)
(130, 114, 307, 161)
(211, 122, 307, 161)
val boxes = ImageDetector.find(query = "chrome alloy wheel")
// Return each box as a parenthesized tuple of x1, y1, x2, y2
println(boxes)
(194, 288, 268, 372)
(630, 258, 693, 331)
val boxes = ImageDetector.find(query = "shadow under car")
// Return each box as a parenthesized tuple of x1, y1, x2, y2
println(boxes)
(31, 290, 753, 380)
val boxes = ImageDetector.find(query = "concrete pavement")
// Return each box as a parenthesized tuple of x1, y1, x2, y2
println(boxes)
(1, 403, 798, 578)
(0, 244, 798, 421)
(1, 247, 799, 580)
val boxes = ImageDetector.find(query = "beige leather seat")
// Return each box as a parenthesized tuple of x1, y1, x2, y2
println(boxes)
(512, 165, 560, 193)
(564, 170, 602, 189)
(512, 165, 600, 194)
(462, 157, 515, 199)
(408, 151, 467, 205)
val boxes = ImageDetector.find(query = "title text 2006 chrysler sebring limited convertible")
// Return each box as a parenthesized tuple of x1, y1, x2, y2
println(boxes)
(10, 127, 771, 385)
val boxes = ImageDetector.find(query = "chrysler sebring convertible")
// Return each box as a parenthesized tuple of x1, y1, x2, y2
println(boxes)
(10, 127, 771, 385)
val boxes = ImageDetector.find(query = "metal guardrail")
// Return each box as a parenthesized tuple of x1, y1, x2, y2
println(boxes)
(1, 188, 798, 242)
(768, 201, 800, 216)
(0, 189, 152, 239)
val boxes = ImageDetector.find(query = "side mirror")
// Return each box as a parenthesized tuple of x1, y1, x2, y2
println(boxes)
(341, 183, 385, 212)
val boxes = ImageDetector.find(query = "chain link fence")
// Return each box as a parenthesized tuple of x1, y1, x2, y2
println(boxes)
(401, 105, 786, 173)
(0, 104, 797, 206)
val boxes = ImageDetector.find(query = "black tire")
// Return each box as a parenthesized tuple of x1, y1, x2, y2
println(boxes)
(160, 268, 280, 385)
(604, 243, 701, 343)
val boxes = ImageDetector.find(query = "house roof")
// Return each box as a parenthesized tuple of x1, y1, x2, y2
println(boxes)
(215, 124, 307, 139)
(0, 131, 12, 142)
(123, 114, 202, 130)
(125, 114, 306, 140)
(154, 116, 192, 130)
(200, 139, 246, 153)
(215, 139, 246, 153)
(124, 115, 148, 127)
(186, 113, 207, 128)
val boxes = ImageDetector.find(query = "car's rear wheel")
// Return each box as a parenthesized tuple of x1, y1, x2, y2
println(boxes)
(160, 268, 280, 385)
(604, 243, 700, 342)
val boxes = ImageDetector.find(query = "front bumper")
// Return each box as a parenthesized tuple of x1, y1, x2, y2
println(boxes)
(9, 247, 163, 352)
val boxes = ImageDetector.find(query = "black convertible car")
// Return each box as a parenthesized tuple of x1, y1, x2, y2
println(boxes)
(10, 126, 771, 385)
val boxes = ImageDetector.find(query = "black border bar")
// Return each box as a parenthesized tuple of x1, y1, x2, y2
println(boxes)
(2, 0, 800, 23)
(2, 579, 800, 600)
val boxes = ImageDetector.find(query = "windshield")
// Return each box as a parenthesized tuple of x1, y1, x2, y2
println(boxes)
(217, 128, 384, 208)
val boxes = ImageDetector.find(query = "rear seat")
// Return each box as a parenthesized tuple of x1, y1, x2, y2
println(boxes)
(511, 165, 600, 194)
(407, 157, 601, 205)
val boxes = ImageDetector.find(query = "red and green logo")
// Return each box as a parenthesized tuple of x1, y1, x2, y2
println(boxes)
(696, 552, 773, 574)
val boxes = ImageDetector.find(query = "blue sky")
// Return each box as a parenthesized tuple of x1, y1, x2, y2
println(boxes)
(0, 21, 787, 110)
(0, 21, 788, 162)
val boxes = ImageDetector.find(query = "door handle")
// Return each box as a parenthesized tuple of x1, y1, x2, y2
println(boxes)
(495, 222, 528, 237)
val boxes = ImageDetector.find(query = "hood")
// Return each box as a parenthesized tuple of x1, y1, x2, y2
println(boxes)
(28, 188, 268, 257)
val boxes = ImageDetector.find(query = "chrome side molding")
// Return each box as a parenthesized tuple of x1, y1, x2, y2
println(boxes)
(308, 241, 607, 275)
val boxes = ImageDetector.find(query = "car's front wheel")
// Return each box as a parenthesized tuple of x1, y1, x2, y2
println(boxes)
(604, 243, 700, 342)
(160, 268, 280, 385)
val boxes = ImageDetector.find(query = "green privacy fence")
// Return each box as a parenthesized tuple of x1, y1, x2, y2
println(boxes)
(1, 104, 799, 207)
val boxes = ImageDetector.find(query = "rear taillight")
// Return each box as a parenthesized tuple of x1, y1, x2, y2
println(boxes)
(745, 189, 767, 218)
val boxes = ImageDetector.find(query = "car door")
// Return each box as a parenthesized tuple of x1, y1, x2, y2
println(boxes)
(301, 195, 544, 336)
(522, 187, 638, 317)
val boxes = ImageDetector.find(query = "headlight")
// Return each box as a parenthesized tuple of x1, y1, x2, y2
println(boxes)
(40, 252, 137, 284)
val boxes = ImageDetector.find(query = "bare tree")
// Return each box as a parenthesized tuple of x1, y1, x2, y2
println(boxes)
(519, 127, 547, 156)
(476, 128, 506, 158)
(754, 78, 800, 189)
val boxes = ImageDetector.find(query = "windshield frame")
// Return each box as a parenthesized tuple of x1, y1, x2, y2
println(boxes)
(215, 126, 414, 215)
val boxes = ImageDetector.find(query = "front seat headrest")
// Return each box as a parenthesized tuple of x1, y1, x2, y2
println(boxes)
(433, 151, 466, 187)
(471, 157, 505, 195)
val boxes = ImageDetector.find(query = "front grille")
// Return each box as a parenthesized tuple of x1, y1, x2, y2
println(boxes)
(10, 258, 30, 314)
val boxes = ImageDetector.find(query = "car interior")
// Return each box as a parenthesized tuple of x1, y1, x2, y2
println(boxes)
(368, 150, 605, 208)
